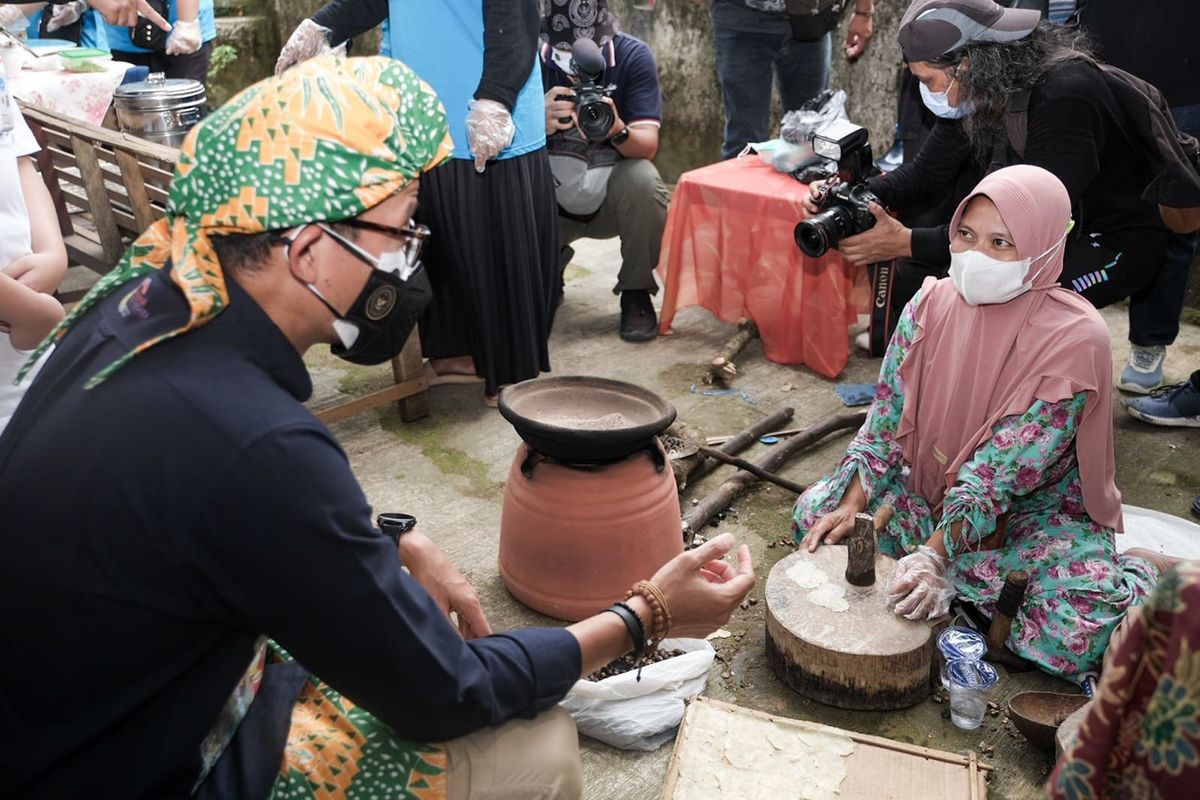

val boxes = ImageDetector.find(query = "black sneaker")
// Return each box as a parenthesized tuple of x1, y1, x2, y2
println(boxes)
(619, 290, 658, 342)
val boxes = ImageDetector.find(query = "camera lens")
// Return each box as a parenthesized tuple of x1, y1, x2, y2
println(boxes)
(795, 220, 830, 258)
(579, 100, 615, 142)
(794, 206, 852, 258)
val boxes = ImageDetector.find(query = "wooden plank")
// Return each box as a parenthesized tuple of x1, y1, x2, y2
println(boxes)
(24, 117, 74, 236)
(391, 330, 429, 422)
(314, 376, 429, 425)
(662, 698, 992, 800)
(19, 101, 181, 164)
(69, 134, 125, 265)
(63, 232, 112, 274)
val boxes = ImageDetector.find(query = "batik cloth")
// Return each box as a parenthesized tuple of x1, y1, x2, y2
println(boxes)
(792, 290, 1156, 679)
(19, 55, 452, 387)
(1048, 563, 1200, 800)
(269, 646, 448, 800)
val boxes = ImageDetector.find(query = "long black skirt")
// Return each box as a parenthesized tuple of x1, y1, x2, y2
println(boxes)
(416, 149, 560, 395)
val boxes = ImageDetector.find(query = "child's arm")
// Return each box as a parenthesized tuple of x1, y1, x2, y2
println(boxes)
(3, 157, 69, 296)
(0, 272, 65, 351)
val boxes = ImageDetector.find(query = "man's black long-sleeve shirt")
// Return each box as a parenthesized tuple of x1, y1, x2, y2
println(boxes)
(0, 268, 580, 798)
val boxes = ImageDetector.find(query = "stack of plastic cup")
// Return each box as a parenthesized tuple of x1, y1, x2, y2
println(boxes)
(946, 659, 1000, 730)
(936, 626, 988, 690)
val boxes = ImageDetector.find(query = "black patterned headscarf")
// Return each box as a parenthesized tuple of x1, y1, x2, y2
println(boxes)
(542, 0, 619, 50)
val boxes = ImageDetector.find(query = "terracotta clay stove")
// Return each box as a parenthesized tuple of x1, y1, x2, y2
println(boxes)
(497, 377, 683, 621)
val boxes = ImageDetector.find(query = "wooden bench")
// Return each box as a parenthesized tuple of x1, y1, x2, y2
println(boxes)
(19, 100, 431, 423)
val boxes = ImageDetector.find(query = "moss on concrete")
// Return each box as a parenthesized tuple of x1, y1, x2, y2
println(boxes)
(563, 263, 592, 283)
(378, 412, 501, 502)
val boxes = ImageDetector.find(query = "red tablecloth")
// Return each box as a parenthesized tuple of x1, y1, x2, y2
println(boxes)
(657, 157, 868, 379)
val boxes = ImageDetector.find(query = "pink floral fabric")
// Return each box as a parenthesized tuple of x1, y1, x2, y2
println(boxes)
(792, 289, 1157, 679)
(8, 61, 131, 127)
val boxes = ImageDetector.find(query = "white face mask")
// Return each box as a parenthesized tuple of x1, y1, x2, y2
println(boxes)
(949, 226, 1072, 306)
(919, 76, 972, 120)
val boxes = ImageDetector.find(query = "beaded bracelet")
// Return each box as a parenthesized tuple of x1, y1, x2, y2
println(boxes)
(626, 580, 672, 653)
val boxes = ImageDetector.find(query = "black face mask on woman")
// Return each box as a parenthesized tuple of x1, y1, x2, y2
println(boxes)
(287, 221, 433, 366)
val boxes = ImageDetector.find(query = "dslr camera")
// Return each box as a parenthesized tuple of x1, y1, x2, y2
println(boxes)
(558, 38, 617, 142)
(793, 119, 882, 258)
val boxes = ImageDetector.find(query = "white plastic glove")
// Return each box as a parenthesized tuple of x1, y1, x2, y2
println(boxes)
(47, 0, 88, 32)
(164, 18, 201, 56)
(884, 545, 956, 621)
(466, 98, 515, 173)
(0, 5, 27, 31)
(274, 18, 344, 75)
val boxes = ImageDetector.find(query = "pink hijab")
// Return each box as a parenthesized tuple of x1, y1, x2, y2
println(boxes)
(895, 165, 1123, 532)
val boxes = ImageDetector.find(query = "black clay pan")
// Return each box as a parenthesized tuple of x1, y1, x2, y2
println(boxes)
(498, 376, 677, 463)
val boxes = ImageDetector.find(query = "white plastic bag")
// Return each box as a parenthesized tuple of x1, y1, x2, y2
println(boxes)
(559, 637, 715, 751)
(781, 88, 849, 145)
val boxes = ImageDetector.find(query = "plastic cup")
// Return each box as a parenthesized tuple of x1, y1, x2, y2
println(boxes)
(947, 659, 1000, 730)
(937, 627, 987, 690)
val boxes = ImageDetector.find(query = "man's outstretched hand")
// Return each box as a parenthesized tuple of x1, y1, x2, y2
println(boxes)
(399, 532, 493, 640)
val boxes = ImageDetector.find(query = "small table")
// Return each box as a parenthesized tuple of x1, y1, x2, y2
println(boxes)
(8, 60, 132, 127)
(657, 157, 868, 379)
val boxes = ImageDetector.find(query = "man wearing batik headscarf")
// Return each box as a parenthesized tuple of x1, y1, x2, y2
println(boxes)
(540, 0, 670, 342)
(0, 59, 756, 800)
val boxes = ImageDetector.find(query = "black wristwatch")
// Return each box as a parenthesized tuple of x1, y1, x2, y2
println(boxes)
(611, 126, 630, 145)
(377, 512, 417, 544)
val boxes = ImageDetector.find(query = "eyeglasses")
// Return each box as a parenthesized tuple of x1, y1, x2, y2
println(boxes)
(336, 219, 431, 269)
(314, 221, 430, 279)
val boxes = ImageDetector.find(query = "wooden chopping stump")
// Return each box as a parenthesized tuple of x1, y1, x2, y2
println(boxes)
(766, 546, 938, 710)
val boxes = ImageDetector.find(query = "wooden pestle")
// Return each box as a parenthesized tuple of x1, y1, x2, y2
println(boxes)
(844, 505, 894, 587)
(987, 570, 1033, 671)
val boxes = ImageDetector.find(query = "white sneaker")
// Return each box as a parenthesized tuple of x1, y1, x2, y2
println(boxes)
(1118, 345, 1166, 394)
(854, 331, 870, 352)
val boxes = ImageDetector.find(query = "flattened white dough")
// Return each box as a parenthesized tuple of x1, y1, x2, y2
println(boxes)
(786, 560, 828, 590)
(673, 703, 855, 800)
(807, 582, 849, 613)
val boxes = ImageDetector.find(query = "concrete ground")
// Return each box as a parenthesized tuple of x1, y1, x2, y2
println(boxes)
(305, 236, 1200, 800)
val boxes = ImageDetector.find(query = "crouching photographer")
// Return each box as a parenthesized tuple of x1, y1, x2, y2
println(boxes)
(802, 0, 1200, 386)
(541, 0, 669, 342)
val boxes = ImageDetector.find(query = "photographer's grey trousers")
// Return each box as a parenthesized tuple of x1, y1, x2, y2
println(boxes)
(557, 158, 670, 296)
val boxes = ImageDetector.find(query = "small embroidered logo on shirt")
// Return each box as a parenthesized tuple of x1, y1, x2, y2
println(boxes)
(933, 445, 948, 465)
(117, 277, 154, 321)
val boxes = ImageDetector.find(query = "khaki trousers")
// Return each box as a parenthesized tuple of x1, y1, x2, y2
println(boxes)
(443, 706, 583, 800)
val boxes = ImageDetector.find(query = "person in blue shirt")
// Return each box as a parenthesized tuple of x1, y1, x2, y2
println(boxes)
(14, 1, 108, 48)
(277, 0, 563, 406)
(102, 0, 216, 83)
(540, 1, 668, 342)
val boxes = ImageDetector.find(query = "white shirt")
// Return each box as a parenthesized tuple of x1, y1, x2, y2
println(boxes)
(0, 62, 38, 270)
(0, 64, 47, 440)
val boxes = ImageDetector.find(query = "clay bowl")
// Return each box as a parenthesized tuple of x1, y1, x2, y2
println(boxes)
(1008, 691, 1091, 754)
(498, 376, 676, 463)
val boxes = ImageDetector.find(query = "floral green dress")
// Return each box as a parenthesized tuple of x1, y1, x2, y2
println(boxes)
(792, 289, 1158, 680)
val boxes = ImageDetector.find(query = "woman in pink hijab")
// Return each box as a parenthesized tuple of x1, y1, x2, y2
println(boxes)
(792, 165, 1160, 680)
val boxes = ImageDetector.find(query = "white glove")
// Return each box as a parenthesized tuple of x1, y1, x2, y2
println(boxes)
(47, 0, 88, 32)
(0, 5, 27, 31)
(884, 545, 956, 621)
(466, 98, 515, 173)
(164, 18, 201, 55)
(274, 18, 344, 75)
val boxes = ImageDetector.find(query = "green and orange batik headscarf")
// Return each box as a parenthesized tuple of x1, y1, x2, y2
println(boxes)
(20, 56, 453, 388)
